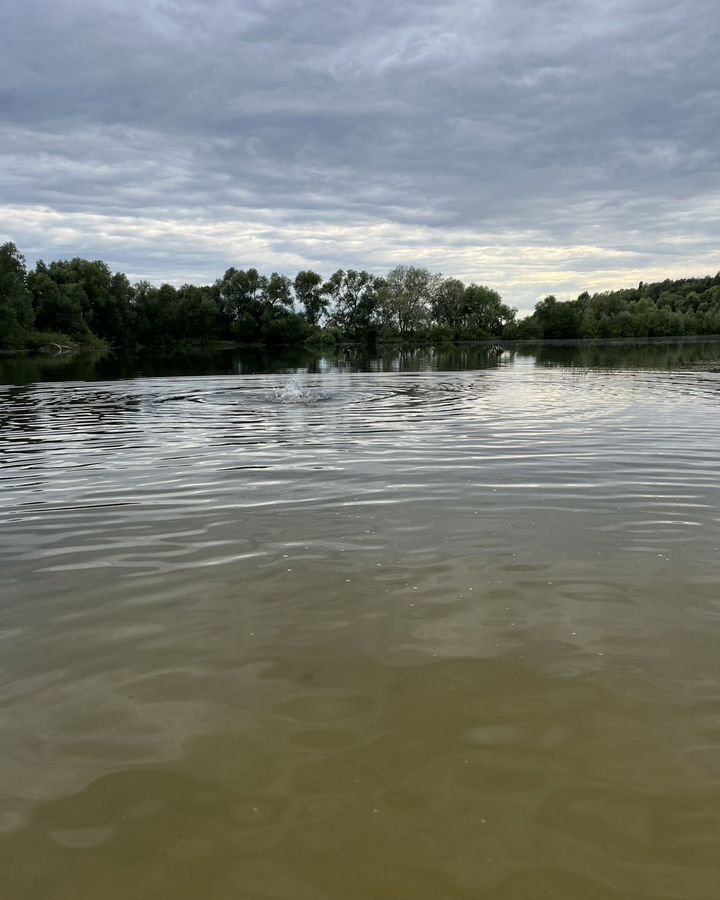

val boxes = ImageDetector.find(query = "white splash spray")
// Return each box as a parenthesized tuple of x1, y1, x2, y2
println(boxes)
(274, 376, 314, 404)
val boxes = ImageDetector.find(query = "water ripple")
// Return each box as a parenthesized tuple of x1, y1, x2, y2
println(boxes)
(3, 361, 720, 898)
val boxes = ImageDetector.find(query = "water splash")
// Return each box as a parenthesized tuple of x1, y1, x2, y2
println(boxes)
(274, 376, 315, 404)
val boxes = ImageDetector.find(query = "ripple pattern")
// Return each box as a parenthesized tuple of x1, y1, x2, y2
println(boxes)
(2, 361, 720, 899)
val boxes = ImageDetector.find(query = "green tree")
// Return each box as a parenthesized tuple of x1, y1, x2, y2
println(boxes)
(431, 277, 466, 332)
(533, 295, 581, 339)
(175, 284, 218, 343)
(258, 273, 303, 343)
(324, 269, 382, 341)
(0, 242, 34, 349)
(216, 268, 267, 340)
(462, 284, 515, 337)
(130, 282, 182, 347)
(264, 273, 293, 312)
(28, 263, 89, 336)
(379, 266, 439, 338)
(294, 270, 327, 326)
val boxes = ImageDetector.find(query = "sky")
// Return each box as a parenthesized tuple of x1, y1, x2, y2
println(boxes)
(1, 0, 718, 316)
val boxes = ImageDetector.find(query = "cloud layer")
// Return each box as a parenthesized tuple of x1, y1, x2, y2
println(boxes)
(1, 0, 718, 314)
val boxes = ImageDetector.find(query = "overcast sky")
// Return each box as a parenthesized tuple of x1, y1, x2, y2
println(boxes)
(1, 0, 718, 314)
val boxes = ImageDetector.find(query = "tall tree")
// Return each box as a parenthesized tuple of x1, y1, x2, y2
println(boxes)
(533, 295, 579, 339)
(216, 267, 267, 339)
(175, 284, 218, 343)
(380, 266, 439, 337)
(0, 242, 34, 348)
(324, 269, 382, 341)
(264, 273, 293, 311)
(431, 277, 466, 331)
(294, 270, 327, 326)
(463, 284, 515, 336)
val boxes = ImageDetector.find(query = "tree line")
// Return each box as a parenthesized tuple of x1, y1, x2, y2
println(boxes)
(0, 243, 515, 351)
(518, 277, 720, 339)
(1, 241, 719, 353)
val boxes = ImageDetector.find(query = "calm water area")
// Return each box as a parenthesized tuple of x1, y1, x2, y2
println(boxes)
(1, 341, 720, 899)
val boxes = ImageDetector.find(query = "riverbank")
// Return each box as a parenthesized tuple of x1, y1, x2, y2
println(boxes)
(0, 331, 110, 359)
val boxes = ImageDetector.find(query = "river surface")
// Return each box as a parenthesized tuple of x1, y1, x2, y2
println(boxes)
(1, 342, 720, 899)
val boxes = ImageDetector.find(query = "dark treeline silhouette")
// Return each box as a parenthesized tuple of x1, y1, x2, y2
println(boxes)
(1, 241, 719, 353)
(515, 276, 720, 339)
(0, 243, 514, 352)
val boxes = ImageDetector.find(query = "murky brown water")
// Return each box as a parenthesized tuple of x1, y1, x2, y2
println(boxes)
(2, 344, 720, 899)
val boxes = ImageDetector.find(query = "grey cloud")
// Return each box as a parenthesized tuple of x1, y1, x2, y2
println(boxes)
(1, 0, 718, 312)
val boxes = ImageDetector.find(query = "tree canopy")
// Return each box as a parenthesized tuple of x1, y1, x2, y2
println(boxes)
(2, 240, 719, 354)
(512, 275, 720, 340)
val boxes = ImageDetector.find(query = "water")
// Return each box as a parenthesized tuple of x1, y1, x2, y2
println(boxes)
(2, 343, 720, 899)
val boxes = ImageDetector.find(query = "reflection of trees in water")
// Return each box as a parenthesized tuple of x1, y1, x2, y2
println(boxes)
(526, 339, 720, 370)
(1, 344, 506, 380)
(0, 352, 109, 385)
(306, 344, 505, 373)
(229, 339, 720, 375)
(2, 339, 720, 383)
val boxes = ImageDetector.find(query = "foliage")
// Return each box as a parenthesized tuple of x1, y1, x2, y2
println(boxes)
(0, 243, 34, 350)
(522, 275, 720, 340)
(323, 269, 383, 342)
(294, 270, 328, 326)
(3, 239, 720, 353)
(379, 266, 439, 338)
